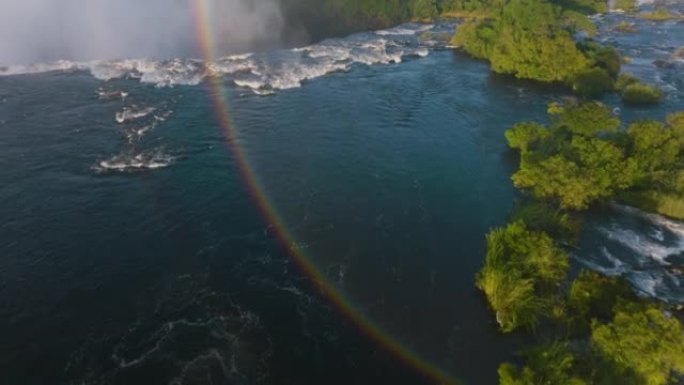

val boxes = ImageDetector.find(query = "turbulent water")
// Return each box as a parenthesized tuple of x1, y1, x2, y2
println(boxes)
(0, 11, 683, 385)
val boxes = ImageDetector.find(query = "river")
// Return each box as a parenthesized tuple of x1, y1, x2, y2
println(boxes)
(0, 11, 683, 385)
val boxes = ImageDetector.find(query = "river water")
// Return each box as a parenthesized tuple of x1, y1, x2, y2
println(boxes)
(0, 11, 683, 385)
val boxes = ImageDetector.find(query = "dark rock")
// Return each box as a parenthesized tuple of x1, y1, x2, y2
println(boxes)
(653, 59, 675, 69)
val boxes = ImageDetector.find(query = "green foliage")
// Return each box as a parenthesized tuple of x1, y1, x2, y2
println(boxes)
(615, 112, 684, 218)
(511, 201, 581, 240)
(505, 122, 549, 153)
(556, 101, 620, 136)
(453, 0, 594, 84)
(498, 343, 587, 385)
(504, 103, 684, 210)
(613, 0, 637, 12)
(627, 120, 679, 174)
(568, 270, 634, 323)
(615, 73, 639, 91)
(592, 302, 684, 385)
(452, 20, 496, 58)
(477, 263, 543, 332)
(412, 0, 439, 19)
(572, 67, 614, 98)
(614, 21, 637, 33)
(580, 43, 621, 79)
(477, 221, 569, 332)
(620, 189, 684, 220)
(639, 8, 678, 21)
(614, 73, 663, 105)
(560, 0, 607, 14)
(621, 82, 664, 105)
(513, 147, 636, 210)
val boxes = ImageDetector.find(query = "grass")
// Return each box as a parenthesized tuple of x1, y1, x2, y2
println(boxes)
(619, 190, 684, 220)
(614, 21, 636, 33)
(638, 8, 680, 21)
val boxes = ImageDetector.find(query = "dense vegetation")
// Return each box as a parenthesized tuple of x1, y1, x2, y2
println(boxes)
(278, 0, 502, 41)
(478, 101, 684, 385)
(448, 0, 667, 103)
(639, 7, 680, 21)
(279, 2, 684, 384)
(451, 0, 615, 88)
(616, 74, 665, 105)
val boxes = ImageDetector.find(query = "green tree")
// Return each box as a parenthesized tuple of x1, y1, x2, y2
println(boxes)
(627, 120, 679, 174)
(567, 270, 633, 323)
(477, 221, 568, 332)
(498, 343, 587, 385)
(556, 101, 620, 136)
(621, 83, 664, 105)
(592, 303, 684, 385)
(572, 67, 614, 98)
(453, 0, 593, 84)
(505, 122, 549, 153)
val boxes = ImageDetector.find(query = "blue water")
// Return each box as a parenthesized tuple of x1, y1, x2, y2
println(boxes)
(1, 14, 683, 385)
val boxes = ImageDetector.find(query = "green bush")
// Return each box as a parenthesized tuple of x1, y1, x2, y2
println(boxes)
(639, 8, 678, 21)
(614, 21, 636, 33)
(621, 82, 664, 105)
(477, 221, 569, 332)
(592, 302, 684, 385)
(452, 0, 592, 84)
(613, 0, 637, 12)
(568, 270, 633, 323)
(572, 67, 614, 98)
(499, 343, 587, 385)
(511, 201, 581, 240)
(615, 73, 639, 91)
(556, 101, 620, 136)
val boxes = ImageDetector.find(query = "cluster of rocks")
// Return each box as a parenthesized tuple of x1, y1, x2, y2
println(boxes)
(652, 46, 684, 68)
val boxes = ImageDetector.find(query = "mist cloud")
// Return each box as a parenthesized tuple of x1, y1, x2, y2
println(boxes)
(0, 0, 284, 65)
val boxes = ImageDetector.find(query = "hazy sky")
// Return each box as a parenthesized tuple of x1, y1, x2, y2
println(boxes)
(0, 0, 284, 64)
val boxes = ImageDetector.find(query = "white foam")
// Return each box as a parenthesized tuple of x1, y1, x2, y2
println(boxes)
(93, 150, 175, 173)
(599, 226, 678, 265)
(115, 106, 156, 124)
(573, 247, 628, 276)
(581, 204, 684, 303)
(0, 60, 88, 76)
(96, 88, 128, 101)
(630, 271, 661, 297)
(375, 24, 433, 36)
(0, 22, 442, 94)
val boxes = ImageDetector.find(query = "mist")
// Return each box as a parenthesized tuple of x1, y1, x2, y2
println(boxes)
(0, 0, 285, 65)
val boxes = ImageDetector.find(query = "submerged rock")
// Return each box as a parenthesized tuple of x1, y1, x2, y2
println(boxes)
(653, 59, 675, 68)
(674, 46, 684, 60)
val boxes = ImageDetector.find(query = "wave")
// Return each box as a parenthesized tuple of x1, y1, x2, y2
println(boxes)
(93, 149, 175, 173)
(115, 106, 156, 124)
(0, 22, 448, 94)
(97, 88, 129, 101)
(577, 204, 684, 303)
(598, 226, 679, 265)
(375, 24, 433, 36)
(0, 60, 89, 76)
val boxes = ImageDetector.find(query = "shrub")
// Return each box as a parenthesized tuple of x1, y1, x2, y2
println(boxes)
(614, 21, 636, 33)
(499, 343, 587, 385)
(568, 270, 633, 323)
(476, 221, 569, 332)
(572, 67, 614, 98)
(639, 8, 678, 21)
(615, 73, 639, 91)
(592, 302, 684, 385)
(621, 82, 663, 105)
(613, 0, 637, 12)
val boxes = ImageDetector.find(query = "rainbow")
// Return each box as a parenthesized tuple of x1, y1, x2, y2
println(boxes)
(192, 1, 462, 384)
